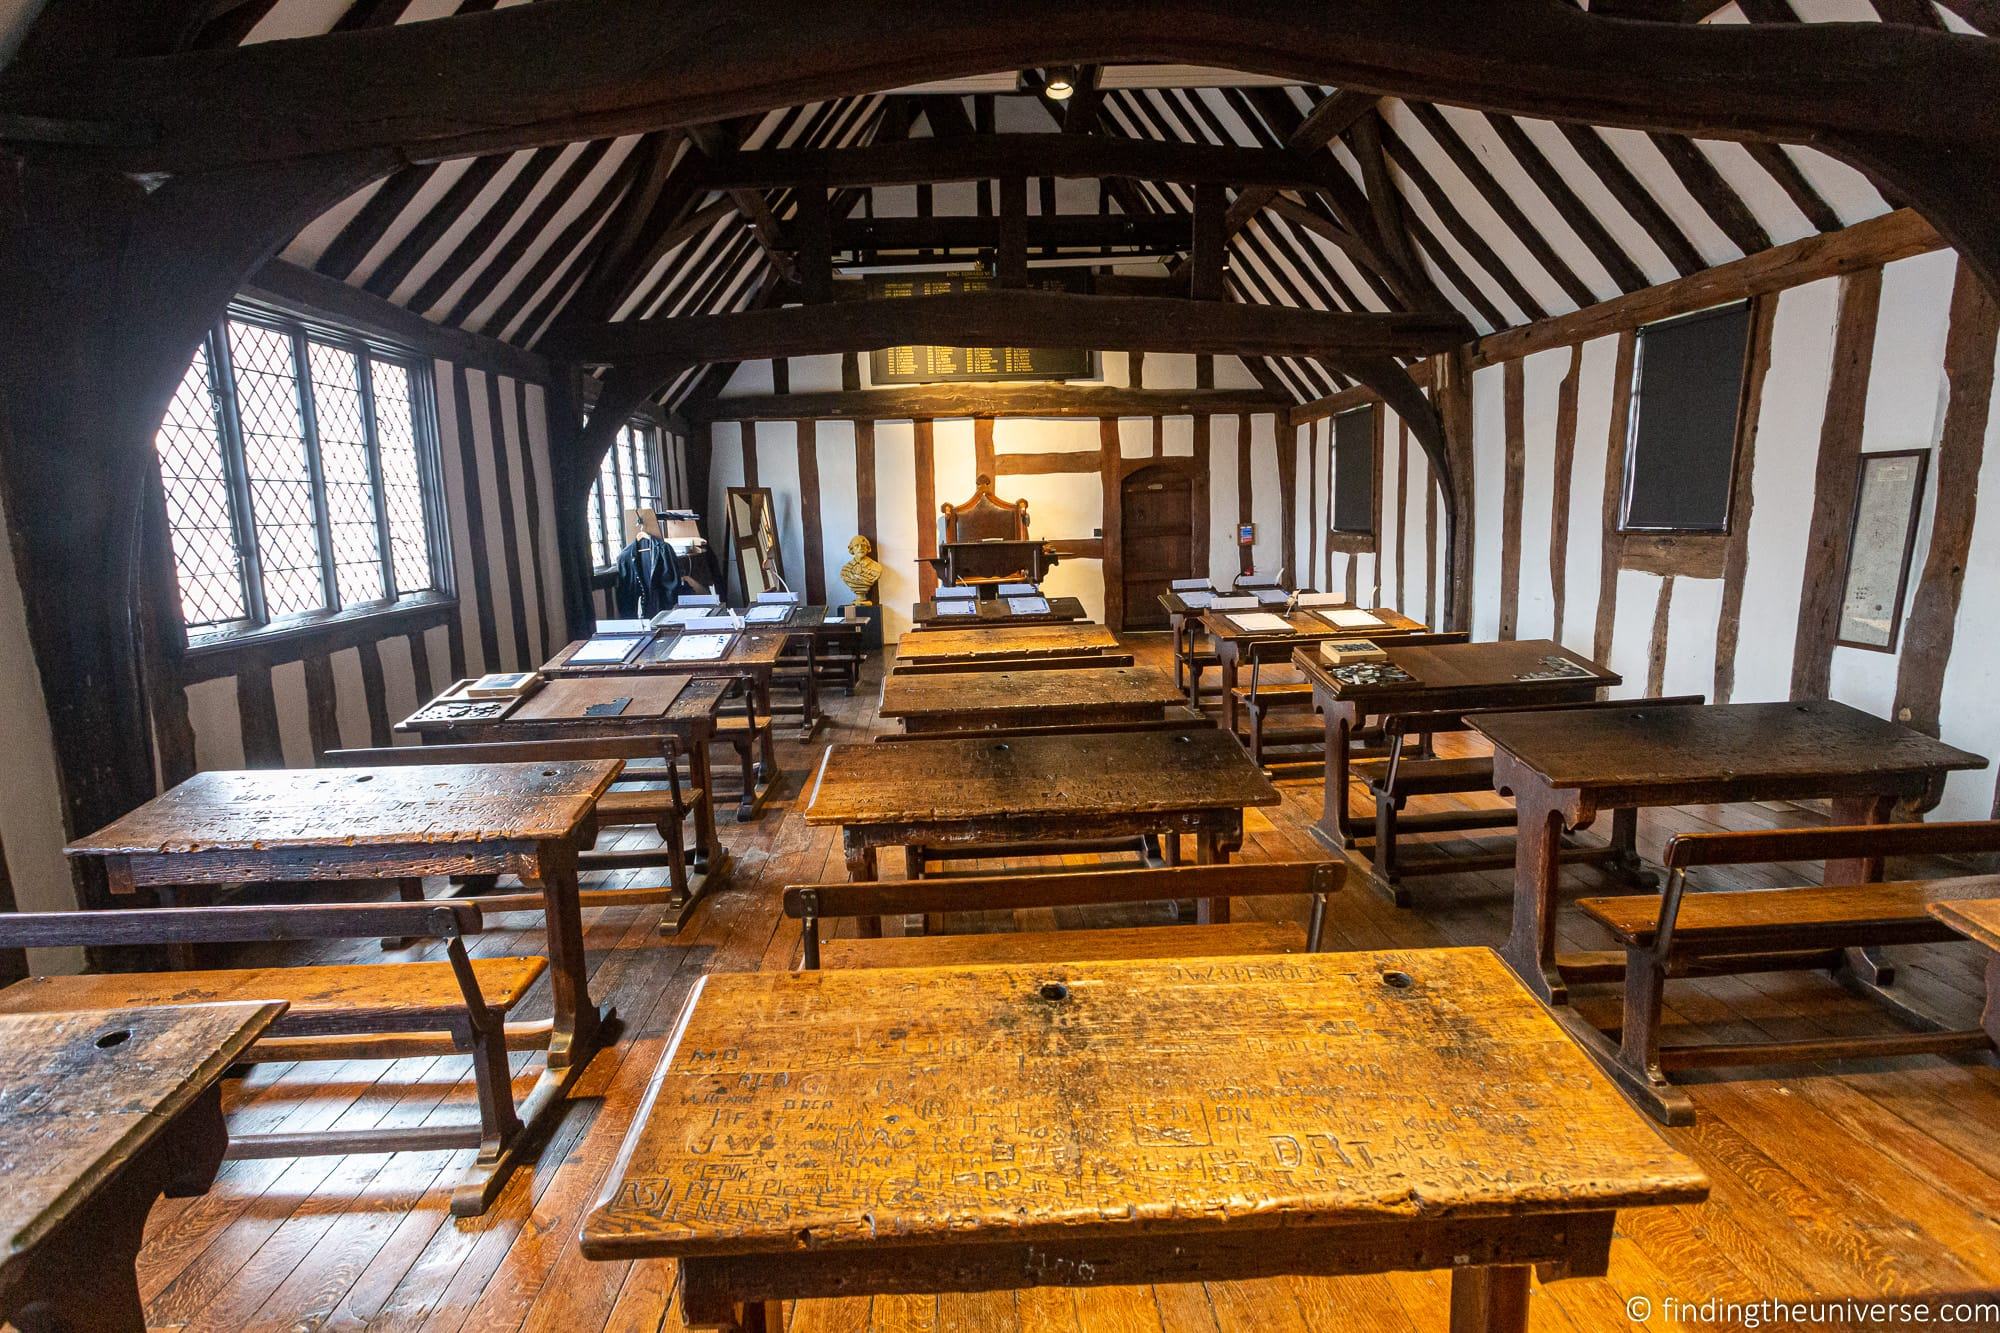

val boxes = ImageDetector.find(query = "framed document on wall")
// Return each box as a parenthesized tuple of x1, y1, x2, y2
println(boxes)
(1836, 448, 1929, 652)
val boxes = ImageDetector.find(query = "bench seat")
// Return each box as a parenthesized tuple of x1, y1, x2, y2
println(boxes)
(1351, 755, 1495, 798)
(1579, 877, 1999, 950)
(596, 786, 697, 821)
(0, 958, 547, 1029)
(819, 921, 1306, 970)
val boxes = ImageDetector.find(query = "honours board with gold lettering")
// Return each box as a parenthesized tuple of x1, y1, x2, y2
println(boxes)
(866, 272, 1093, 385)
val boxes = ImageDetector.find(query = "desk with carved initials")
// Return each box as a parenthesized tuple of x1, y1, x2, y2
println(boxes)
(580, 948, 1709, 1333)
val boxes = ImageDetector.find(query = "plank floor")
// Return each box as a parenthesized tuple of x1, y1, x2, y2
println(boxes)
(122, 637, 2000, 1332)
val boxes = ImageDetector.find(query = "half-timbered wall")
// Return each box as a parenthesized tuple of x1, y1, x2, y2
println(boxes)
(698, 351, 1289, 640)
(1350, 246, 2000, 823)
(0, 352, 563, 933)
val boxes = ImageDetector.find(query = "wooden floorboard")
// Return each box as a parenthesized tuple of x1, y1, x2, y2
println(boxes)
(118, 635, 2000, 1331)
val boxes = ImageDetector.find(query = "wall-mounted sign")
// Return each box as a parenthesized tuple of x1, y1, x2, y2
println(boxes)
(866, 272, 1092, 386)
(1237, 523, 1257, 546)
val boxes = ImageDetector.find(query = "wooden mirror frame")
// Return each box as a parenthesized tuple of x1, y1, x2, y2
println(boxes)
(725, 485, 785, 603)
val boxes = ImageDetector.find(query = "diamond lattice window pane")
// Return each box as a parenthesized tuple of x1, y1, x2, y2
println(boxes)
(307, 341, 385, 607)
(229, 321, 326, 617)
(368, 358, 436, 595)
(154, 346, 246, 627)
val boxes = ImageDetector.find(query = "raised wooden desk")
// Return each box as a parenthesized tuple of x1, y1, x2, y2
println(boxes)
(890, 622, 1119, 668)
(878, 664, 1184, 734)
(1202, 606, 1427, 738)
(1471, 700, 1988, 1005)
(804, 726, 1278, 925)
(1297, 638, 1619, 852)
(546, 630, 787, 808)
(399, 675, 732, 916)
(1929, 896, 2000, 1046)
(67, 762, 618, 1073)
(581, 948, 1709, 1333)
(910, 594, 1088, 628)
(0, 1002, 282, 1333)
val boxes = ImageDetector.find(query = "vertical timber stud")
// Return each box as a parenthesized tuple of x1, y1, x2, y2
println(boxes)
(1434, 349, 1478, 633)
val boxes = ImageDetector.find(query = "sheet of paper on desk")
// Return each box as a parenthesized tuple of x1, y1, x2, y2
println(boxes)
(1007, 596, 1052, 615)
(1322, 608, 1386, 629)
(1226, 612, 1297, 634)
(1253, 587, 1291, 605)
(665, 633, 735, 662)
(934, 586, 977, 600)
(998, 582, 1039, 596)
(934, 600, 977, 616)
(743, 604, 791, 623)
(677, 615, 742, 632)
(1178, 590, 1214, 608)
(654, 606, 709, 625)
(594, 618, 653, 636)
(569, 637, 641, 666)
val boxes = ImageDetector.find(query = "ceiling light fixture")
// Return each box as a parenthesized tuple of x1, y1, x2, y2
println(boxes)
(1043, 67, 1077, 101)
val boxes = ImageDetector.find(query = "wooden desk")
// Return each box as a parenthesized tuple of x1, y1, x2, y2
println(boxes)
(546, 630, 787, 807)
(1203, 606, 1427, 738)
(910, 595, 1088, 628)
(1472, 699, 1988, 1005)
(399, 675, 732, 915)
(1297, 638, 1619, 853)
(890, 622, 1119, 668)
(581, 948, 1709, 1333)
(804, 726, 1278, 924)
(67, 762, 618, 1074)
(1929, 897, 2000, 1046)
(879, 664, 1185, 734)
(0, 1001, 282, 1333)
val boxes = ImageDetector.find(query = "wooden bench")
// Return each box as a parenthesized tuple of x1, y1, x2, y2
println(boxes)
(1356, 695, 1702, 895)
(783, 861, 1340, 969)
(1575, 819, 2000, 1124)
(326, 735, 711, 932)
(0, 901, 545, 1216)
(1237, 632, 1469, 770)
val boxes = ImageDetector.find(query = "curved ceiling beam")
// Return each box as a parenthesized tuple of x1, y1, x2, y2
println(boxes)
(1, 2, 1991, 170)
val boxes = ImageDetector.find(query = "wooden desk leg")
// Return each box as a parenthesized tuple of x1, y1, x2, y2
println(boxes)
(755, 677, 780, 781)
(525, 841, 605, 1071)
(1502, 787, 1570, 1005)
(1449, 1265, 1532, 1333)
(2, 1084, 226, 1333)
(1829, 793, 1897, 987)
(1218, 642, 1242, 739)
(1982, 952, 2000, 1048)
(844, 836, 883, 938)
(688, 730, 725, 872)
(1308, 699, 1359, 854)
(1193, 823, 1236, 925)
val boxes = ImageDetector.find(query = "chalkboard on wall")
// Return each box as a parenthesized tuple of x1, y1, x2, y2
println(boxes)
(866, 271, 1093, 385)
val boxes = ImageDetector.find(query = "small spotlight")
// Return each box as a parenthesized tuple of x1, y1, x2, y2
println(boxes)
(1043, 67, 1076, 101)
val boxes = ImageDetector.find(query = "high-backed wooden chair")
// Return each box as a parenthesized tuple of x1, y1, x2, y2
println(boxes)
(783, 861, 1340, 969)
(0, 901, 543, 1215)
(942, 477, 1031, 544)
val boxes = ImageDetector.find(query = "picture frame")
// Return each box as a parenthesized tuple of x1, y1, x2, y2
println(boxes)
(1835, 448, 1930, 653)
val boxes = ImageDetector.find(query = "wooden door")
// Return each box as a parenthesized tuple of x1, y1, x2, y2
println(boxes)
(1119, 464, 1194, 631)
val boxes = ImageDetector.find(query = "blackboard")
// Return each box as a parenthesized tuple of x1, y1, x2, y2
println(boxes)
(866, 272, 1092, 385)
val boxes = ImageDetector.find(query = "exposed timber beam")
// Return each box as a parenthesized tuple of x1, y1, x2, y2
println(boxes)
(815, 213, 1192, 253)
(6, 3, 1996, 288)
(547, 290, 1474, 368)
(703, 133, 1324, 189)
(687, 383, 1292, 424)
